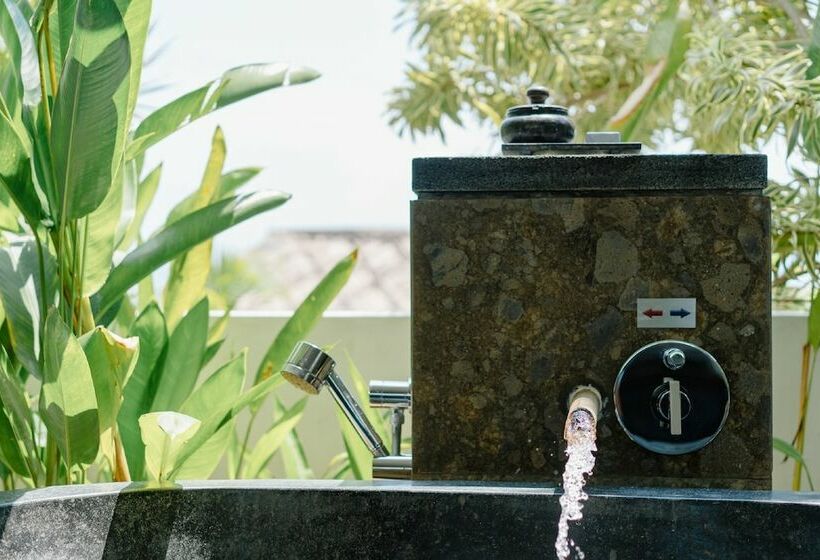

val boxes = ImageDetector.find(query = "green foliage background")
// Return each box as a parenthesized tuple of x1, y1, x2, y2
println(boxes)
(0, 0, 358, 489)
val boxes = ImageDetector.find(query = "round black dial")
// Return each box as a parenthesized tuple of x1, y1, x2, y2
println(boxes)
(613, 340, 730, 455)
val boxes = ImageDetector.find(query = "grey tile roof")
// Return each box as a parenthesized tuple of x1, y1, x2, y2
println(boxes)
(236, 230, 410, 313)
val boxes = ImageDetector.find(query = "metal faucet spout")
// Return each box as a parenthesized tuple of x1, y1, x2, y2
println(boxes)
(565, 385, 602, 441)
(326, 370, 389, 457)
(281, 341, 389, 458)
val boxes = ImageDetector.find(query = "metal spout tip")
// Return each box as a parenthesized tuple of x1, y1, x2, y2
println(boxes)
(565, 385, 602, 441)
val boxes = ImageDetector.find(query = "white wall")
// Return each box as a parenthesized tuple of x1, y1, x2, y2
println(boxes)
(214, 312, 815, 490)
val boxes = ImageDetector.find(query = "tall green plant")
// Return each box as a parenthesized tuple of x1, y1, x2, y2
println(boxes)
(0, 0, 354, 488)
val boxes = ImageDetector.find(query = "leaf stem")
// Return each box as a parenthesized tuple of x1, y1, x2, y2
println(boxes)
(112, 427, 131, 482)
(234, 406, 260, 477)
(35, 28, 52, 135)
(30, 223, 49, 329)
(42, 0, 58, 95)
(45, 433, 58, 486)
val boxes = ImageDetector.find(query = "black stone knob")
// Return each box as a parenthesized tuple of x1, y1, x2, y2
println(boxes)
(526, 85, 549, 105)
(500, 85, 574, 144)
(613, 340, 730, 455)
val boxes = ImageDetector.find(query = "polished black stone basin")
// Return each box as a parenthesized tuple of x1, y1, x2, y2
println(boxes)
(0, 481, 817, 559)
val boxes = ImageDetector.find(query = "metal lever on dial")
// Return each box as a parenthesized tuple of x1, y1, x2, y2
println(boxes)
(664, 377, 682, 436)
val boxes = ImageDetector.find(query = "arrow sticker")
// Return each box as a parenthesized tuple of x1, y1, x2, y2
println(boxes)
(636, 298, 696, 329)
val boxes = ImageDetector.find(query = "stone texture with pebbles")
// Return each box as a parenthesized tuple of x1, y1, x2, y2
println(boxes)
(411, 155, 770, 489)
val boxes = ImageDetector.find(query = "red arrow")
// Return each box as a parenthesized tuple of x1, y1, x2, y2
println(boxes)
(642, 308, 663, 318)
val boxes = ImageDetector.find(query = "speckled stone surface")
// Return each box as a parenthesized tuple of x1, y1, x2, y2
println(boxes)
(0, 481, 817, 559)
(413, 154, 767, 194)
(411, 155, 771, 489)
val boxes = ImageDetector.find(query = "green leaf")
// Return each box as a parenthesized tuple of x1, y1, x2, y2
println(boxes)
(274, 396, 313, 479)
(50, 0, 131, 220)
(174, 351, 246, 479)
(118, 301, 167, 480)
(40, 309, 100, 468)
(57, 0, 78, 65)
(92, 191, 291, 316)
(139, 410, 200, 482)
(807, 9, 820, 80)
(165, 167, 262, 227)
(127, 63, 319, 159)
(118, 163, 161, 250)
(168, 369, 286, 478)
(0, 238, 57, 379)
(21, 103, 55, 223)
(164, 127, 225, 327)
(0, 403, 28, 477)
(0, 0, 41, 109)
(323, 452, 351, 480)
(219, 167, 262, 195)
(244, 397, 307, 478)
(609, 1, 690, 140)
(114, 0, 152, 140)
(150, 297, 209, 413)
(114, 156, 139, 248)
(81, 164, 132, 296)
(809, 291, 820, 350)
(0, 357, 41, 482)
(335, 402, 372, 480)
(80, 326, 139, 434)
(0, 183, 22, 232)
(254, 249, 357, 385)
(0, 110, 44, 226)
(773, 437, 815, 490)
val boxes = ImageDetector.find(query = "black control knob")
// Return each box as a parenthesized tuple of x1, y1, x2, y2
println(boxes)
(613, 340, 729, 455)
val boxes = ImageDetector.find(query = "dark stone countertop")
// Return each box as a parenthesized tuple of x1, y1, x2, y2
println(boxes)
(0, 480, 817, 559)
(412, 154, 767, 195)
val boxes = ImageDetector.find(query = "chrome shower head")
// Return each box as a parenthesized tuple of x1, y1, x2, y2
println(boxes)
(280, 341, 389, 458)
(281, 341, 335, 395)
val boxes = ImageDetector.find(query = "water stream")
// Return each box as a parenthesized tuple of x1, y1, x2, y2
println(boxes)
(554, 408, 598, 560)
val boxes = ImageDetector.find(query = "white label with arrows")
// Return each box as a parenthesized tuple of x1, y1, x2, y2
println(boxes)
(636, 298, 696, 329)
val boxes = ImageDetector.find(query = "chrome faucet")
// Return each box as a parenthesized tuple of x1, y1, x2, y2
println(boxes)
(282, 341, 389, 458)
(369, 379, 412, 479)
(281, 341, 413, 479)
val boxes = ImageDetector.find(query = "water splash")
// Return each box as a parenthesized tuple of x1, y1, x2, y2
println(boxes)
(554, 409, 598, 560)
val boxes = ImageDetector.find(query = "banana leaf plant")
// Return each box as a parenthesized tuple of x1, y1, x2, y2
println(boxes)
(0, 0, 355, 488)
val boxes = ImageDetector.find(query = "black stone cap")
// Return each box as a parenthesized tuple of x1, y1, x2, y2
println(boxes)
(412, 154, 767, 195)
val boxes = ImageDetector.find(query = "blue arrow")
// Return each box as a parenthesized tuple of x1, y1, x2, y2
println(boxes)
(670, 308, 691, 318)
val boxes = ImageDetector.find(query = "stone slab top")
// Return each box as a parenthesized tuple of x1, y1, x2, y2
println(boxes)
(0, 480, 817, 559)
(412, 154, 767, 195)
(1, 480, 818, 506)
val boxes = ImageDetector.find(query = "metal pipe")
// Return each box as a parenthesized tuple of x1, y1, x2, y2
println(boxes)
(281, 342, 389, 458)
(368, 380, 412, 409)
(565, 385, 602, 440)
(372, 455, 412, 479)
(326, 371, 389, 458)
(389, 408, 405, 456)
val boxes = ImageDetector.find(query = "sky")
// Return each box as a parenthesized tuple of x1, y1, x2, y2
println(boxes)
(142, 1, 794, 259)
(141, 0, 488, 257)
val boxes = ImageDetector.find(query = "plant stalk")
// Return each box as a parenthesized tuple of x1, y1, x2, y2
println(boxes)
(112, 428, 131, 482)
(35, 28, 52, 135)
(234, 407, 260, 478)
(42, 0, 59, 95)
(30, 225, 49, 326)
(792, 343, 817, 490)
(45, 434, 59, 486)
